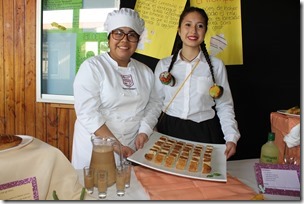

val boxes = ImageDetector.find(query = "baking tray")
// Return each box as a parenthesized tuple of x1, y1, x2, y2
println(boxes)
(128, 132, 227, 182)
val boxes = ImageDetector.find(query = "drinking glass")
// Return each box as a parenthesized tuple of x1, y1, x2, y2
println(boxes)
(283, 145, 300, 165)
(83, 166, 94, 194)
(123, 160, 132, 188)
(97, 170, 108, 199)
(116, 166, 125, 196)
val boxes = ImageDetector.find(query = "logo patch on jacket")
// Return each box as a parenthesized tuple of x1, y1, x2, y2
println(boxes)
(121, 74, 134, 88)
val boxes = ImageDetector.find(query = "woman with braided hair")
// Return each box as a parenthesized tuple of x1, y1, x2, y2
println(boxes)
(154, 6, 240, 159)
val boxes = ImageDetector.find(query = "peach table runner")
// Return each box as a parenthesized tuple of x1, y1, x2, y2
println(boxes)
(134, 166, 256, 200)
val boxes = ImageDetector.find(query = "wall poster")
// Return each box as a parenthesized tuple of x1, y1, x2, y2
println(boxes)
(134, 0, 187, 59)
(135, 0, 243, 65)
(191, 0, 243, 65)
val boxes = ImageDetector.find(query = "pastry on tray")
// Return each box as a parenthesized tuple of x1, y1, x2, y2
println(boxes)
(202, 162, 212, 174)
(154, 152, 167, 165)
(202, 145, 214, 173)
(188, 157, 200, 172)
(144, 135, 214, 174)
(0, 134, 22, 150)
(176, 155, 188, 170)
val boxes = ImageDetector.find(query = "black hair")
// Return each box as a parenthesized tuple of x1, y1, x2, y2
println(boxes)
(168, 7, 216, 84)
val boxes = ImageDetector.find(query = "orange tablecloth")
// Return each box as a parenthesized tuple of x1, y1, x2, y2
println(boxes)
(270, 112, 300, 164)
(134, 166, 256, 200)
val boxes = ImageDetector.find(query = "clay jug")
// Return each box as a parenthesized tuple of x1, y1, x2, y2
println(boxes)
(89, 136, 119, 187)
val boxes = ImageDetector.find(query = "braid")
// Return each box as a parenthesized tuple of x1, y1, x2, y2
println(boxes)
(168, 36, 182, 72)
(168, 51, 178, 72)
(201, 41, 216, 84)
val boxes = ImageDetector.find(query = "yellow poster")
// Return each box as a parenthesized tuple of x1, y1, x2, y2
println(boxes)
(191, 0, 243, 65)
(135, 0, 187, 59)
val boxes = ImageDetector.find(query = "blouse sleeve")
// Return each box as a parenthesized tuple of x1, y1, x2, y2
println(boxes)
(213, 58, 241, 144)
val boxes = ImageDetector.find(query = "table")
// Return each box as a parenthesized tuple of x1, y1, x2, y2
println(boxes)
(76, 159, 301, 200)
(0, 136, 84, 200)
(270, 112, 300, 164)
(1, 136, 300, 201)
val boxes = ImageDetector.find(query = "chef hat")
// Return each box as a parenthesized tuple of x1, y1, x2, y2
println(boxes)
(104, 8, 145, 35)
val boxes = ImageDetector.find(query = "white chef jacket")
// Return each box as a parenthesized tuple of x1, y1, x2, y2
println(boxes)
(154, 50, 240, 144)
(72, 53, 161, 169)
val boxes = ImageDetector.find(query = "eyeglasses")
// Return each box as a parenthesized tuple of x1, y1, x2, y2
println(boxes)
(111, 29, 140, 42)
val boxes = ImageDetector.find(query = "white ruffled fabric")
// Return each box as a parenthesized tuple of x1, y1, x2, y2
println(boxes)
(283, 124, 300, 148)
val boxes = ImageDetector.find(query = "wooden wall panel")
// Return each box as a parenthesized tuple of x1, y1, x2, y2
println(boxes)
(3, 0, 15, 134)
(24, 0, 37, 136)
(68, 110, 76, 160)
(0, 0, 76, 161)
(15, 0, 26, 134)
(35, 102, 47, 141)
(0, 0, 4, 133)
(46, 104, 59, 147)
(57, 108, 69, 157)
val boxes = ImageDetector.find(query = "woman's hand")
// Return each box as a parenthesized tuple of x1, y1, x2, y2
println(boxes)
(121, 145, 135, 158)
(135, 133, 149, 150)
(225, 142, 236, 159)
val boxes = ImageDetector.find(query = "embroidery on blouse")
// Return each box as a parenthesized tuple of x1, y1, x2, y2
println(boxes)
(121, 74, 135, 90)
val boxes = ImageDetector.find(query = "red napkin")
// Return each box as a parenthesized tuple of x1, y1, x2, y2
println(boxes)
(134, 166, 256, 200)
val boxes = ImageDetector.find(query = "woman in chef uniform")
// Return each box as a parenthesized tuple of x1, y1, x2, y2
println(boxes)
(72, 8, 161, 169)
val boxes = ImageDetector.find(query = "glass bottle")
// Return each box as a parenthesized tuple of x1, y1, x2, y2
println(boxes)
(260, 132, 279, 164)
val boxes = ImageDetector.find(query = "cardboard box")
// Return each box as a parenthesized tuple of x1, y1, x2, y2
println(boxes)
(270, 112, 300, 164)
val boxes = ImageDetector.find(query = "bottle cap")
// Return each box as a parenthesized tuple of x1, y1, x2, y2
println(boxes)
(268, 132, 275, 141)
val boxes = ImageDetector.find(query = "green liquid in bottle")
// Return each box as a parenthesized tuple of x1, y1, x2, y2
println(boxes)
(260, 132, 279, 164)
